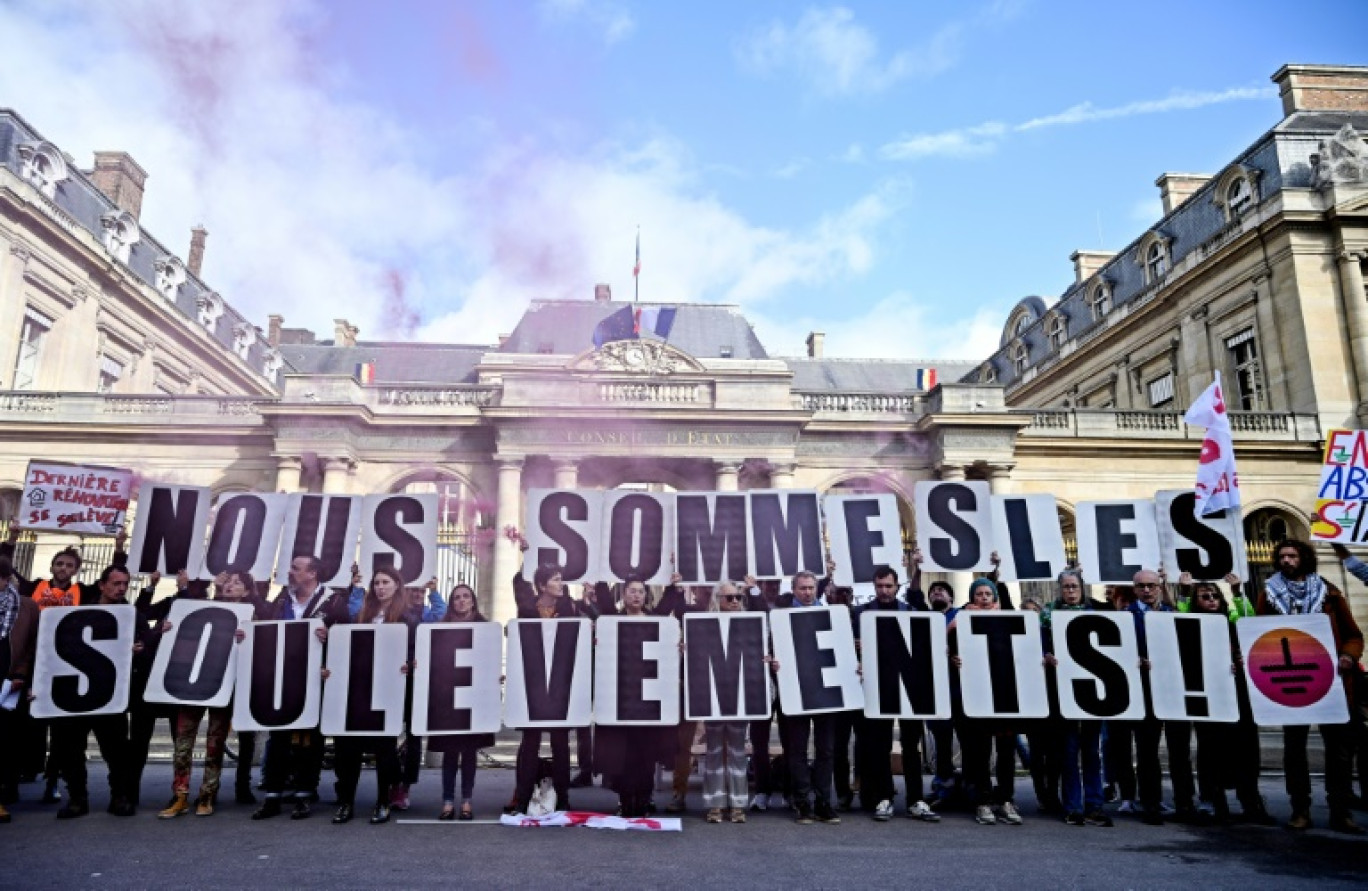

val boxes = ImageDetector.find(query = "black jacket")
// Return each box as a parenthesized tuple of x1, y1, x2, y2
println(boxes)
(511, 572, 582, 619)
(0, 540, 128, 605)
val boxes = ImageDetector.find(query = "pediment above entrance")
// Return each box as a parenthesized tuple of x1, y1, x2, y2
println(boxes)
(569, 340, 707, 375)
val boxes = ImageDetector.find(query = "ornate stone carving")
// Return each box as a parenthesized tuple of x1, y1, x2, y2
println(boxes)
(99, 210, 140, 264)
(571, 340, 705, 375)
(153, 256, 186, 300)
(1312, 125, 1368, 188)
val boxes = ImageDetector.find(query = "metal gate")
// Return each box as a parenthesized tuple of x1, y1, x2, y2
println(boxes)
(433, 524, 481, 595)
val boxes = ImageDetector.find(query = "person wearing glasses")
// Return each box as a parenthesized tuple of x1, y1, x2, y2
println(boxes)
(1125, 569, 1198, 826)
(696, 581, 753, 824)
(1179, 572, 1275, 826)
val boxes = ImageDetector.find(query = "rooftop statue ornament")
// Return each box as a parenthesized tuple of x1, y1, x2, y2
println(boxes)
(1312, 124, 1368, 187)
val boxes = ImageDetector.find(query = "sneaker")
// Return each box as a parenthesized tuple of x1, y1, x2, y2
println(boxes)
(1084, 810, 1114, 827)
(974, 805, 996, 825)
(665, 795, 687, 814)
(906, 800, 941, 822)
(1064, 811, 1086, 826)
(794, 801, 815, 825)
(749, 793, 768, 812)
(730, 809, 746, 824)
(996, 802, 1023, 825)
(814, 802, 841, 824)
(705, 808, 723, 824)
(1116, 800, 1138, 815)
(873, 800, 893, 822)
(768, 792, 788, 810)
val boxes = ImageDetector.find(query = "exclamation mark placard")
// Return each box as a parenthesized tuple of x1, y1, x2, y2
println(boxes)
(1173, 617, 1209, 718)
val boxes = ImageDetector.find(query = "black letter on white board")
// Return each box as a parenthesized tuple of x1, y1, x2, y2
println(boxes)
(969, 615, 1025, 714)
(927, 483, 982, 571)
(426, 627, 474, 733)
(51, 611, 119, 713)
(1064, 615, 1131, 717)
(247, 623, 311, 726)
(790, 610, 844, 711)
(606, 495, 664, 581)
(685, 618, 766, 718)
(519, 623, 579, 722)
(751, 494, 821, 577)
(371, 496, 426, 582)
(1095, 505, 1140, 582)
(616, 622, 661, 722)
(161, 607, 237, 702)
(842, 500, 884, 584)
(538, 493, 590, 579)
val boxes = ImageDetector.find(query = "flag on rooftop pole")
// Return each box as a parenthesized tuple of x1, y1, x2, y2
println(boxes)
(1184, 371, 1240, 517)
(633, 226, 640, 302)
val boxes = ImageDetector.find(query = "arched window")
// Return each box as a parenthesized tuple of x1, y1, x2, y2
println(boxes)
(1226, 178, 1253, 218)
(980, 363, 997, 384)
(1089, 283, 1111, 321)
(100, 211, 140, 265)
(1146, 241, 1168, 282)
(1010, 341, 1029, 375)
(1046, 313, 1067, 349)
(16, 141, 69, 199)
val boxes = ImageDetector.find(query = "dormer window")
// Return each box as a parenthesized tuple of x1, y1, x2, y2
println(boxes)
(1212, 164, 1262, 224)
(1146, 242, 1168, 281)
(1226, 178, 1253, 218)
(1009, 341, 1029, 375)
(16, 141, 69, 199)
(1089, 283, 1111, 321)
(980, 363, 997, 384)
(1046, 313, 1067, 349)
(262, 349, 284, 378)
(196, 291, 224, 331)
(99, 210, 140, 264)
(232, 322, 257, 360)
(1136, 231, 1173, 286)
(154, 256, 186, 300)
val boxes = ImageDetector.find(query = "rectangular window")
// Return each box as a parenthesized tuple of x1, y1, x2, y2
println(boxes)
(718, 345, 734, 358)
(12, 307, 52, 391)
(1148, 373, 1174, 408)
(1225, 328, 1264, 410)
(97, 356, 124, 393)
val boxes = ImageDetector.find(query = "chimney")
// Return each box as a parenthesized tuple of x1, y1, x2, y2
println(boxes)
(89, 151, 148, 219)
(187, 226, 208, 278)
(805, 331, 825, 358)
(1272, 64, 1368, 116)
(1070, 249, 1116, 285)
(593, 283, 612, 302)
(1155, 173, 1210, 214)
(497, 333, 511, 348)
(268, 314, 284, 348)
(333, 319, 358, 347)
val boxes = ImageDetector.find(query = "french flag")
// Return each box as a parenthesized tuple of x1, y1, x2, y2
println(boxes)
(634, 306, 676, 339)
(915, 368, 937, 389)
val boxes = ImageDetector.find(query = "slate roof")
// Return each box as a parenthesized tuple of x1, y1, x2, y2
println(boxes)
(280, 342, 486, 384)
(499, 300, 769, 359)
(783, 358, 980, 392)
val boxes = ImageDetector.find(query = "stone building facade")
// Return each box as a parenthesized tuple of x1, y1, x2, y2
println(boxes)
(2, 64, 1367, 627)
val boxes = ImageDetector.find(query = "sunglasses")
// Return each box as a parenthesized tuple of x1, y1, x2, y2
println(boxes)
(720, 594, 744, 602)
(1195, 593, 1219, 601)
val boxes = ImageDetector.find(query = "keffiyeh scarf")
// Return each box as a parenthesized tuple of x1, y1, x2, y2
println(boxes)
(0, 581, 18, 639)
(1264, 572, 1326, 616)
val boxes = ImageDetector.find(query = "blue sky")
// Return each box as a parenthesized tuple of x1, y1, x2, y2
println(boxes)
(2, 0, 1366, 360)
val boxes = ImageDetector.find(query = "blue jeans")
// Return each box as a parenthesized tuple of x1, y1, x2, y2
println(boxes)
(1062, 721, 1103, 814)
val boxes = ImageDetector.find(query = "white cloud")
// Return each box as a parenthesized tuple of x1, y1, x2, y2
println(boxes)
(0, 0, 903, 348)
(754, 293, 1004, 361)
(880, 85, 1277, 161)
(1130, 196, 1164, 224)
(772, 158, 810, 178)
(538, 0, 635, 45)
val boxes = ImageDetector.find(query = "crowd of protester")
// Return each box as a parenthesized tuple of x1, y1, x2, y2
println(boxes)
(0, 523, 1365, 836)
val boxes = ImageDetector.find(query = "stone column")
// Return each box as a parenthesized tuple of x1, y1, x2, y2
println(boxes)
(1337, 250, 1368, 418)
(714, 461, 740, 491)
(937, 463, 972, 604)
(490, 457, 524, 625)
(321, 457, 352, 494)
(985, 464, 1018, 604)
(552, 458, 579, 489)
(769, 462, 796, 489)
(275, 456, 302, 493)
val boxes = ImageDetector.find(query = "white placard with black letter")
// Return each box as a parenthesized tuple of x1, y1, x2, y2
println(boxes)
(824, 494, 902, 587)
(1051, 611, 1145, 721)
(1144, 613, 1240, 722)
(144, 599, 256, 707)
(593, 616, 680, 726)
(232, 619, 325, 732)
(275, 495, 364, 588)
(1236, 614, 1350, 726)
(599, 491, 674, 586)
(957, 611, 1050, 719)
(747, 490, 825, 580)
(31, 605, 135, 719)
(412, 622, 504, 736)
(675, 492, 751, 584)
(770, 605, 864, 716)
(991, 494, 1068, 582)
(859, 611, 951, 720)
(504, 619, 593, 728)
(682, 613, 773, 721)
(1155, 490, 1247, 583)
(914, 480, 993, 573)
(320, 623, 410, 736)
(359, 493, 438, 584)
(128, 484, 212, 575)
(1075, 500, 1161, 585)
(199, 493, 289, 581)
(523, 489, 602, 584)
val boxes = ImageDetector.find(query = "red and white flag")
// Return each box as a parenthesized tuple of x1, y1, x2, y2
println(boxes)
(1184, 372, 1240, 517)
(500, 811, 682, 831)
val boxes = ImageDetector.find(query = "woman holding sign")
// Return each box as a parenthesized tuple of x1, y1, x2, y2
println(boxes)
(428, 584, 495, 821)
(698, 581, 752, 824)
(950, 578, 1024, 826)
(331, 568, 409, 825)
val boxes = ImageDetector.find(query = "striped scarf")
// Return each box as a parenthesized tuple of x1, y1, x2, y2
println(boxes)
(1264, 572, 1326, 616)
(0, 581, 18, 639)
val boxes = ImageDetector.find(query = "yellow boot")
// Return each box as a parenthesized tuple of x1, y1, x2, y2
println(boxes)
(0, 802, 11, 823)
(158, 793, 190, 819)
(194, 792, 215, 817)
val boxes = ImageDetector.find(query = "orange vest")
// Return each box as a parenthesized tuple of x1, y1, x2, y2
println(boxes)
(32, 579, 80, 610)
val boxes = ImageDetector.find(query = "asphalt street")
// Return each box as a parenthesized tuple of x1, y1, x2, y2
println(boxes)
(4, 762, 1366, 890)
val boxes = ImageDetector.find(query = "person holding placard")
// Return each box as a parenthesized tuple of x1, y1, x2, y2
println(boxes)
(0, 558, 39, 824)
(741, 575, 786, 812)
(655, 574, 705, 816)
(509, 563, 582, 815)
(428, 584, 495, 821)
(695, 581, 754, 825)
(775, 570, 841, 826)
(949, 578, 1023, 826)
(1256, 540, 1364, 835)
(331, 568, 410, 825)
(390, 578, 444, 812)
(1041, 570, 1111, 827)
(1181, 574, 1274, 826)
(252, 555, 349, 822)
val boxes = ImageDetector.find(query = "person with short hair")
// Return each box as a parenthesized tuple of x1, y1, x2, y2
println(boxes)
(429, 584, 495, 821)
(1257, 539, 1364, 834)
(390, 577, 445, 812)
(741, 575, 785, 812)
(775, 570, 840, 825)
